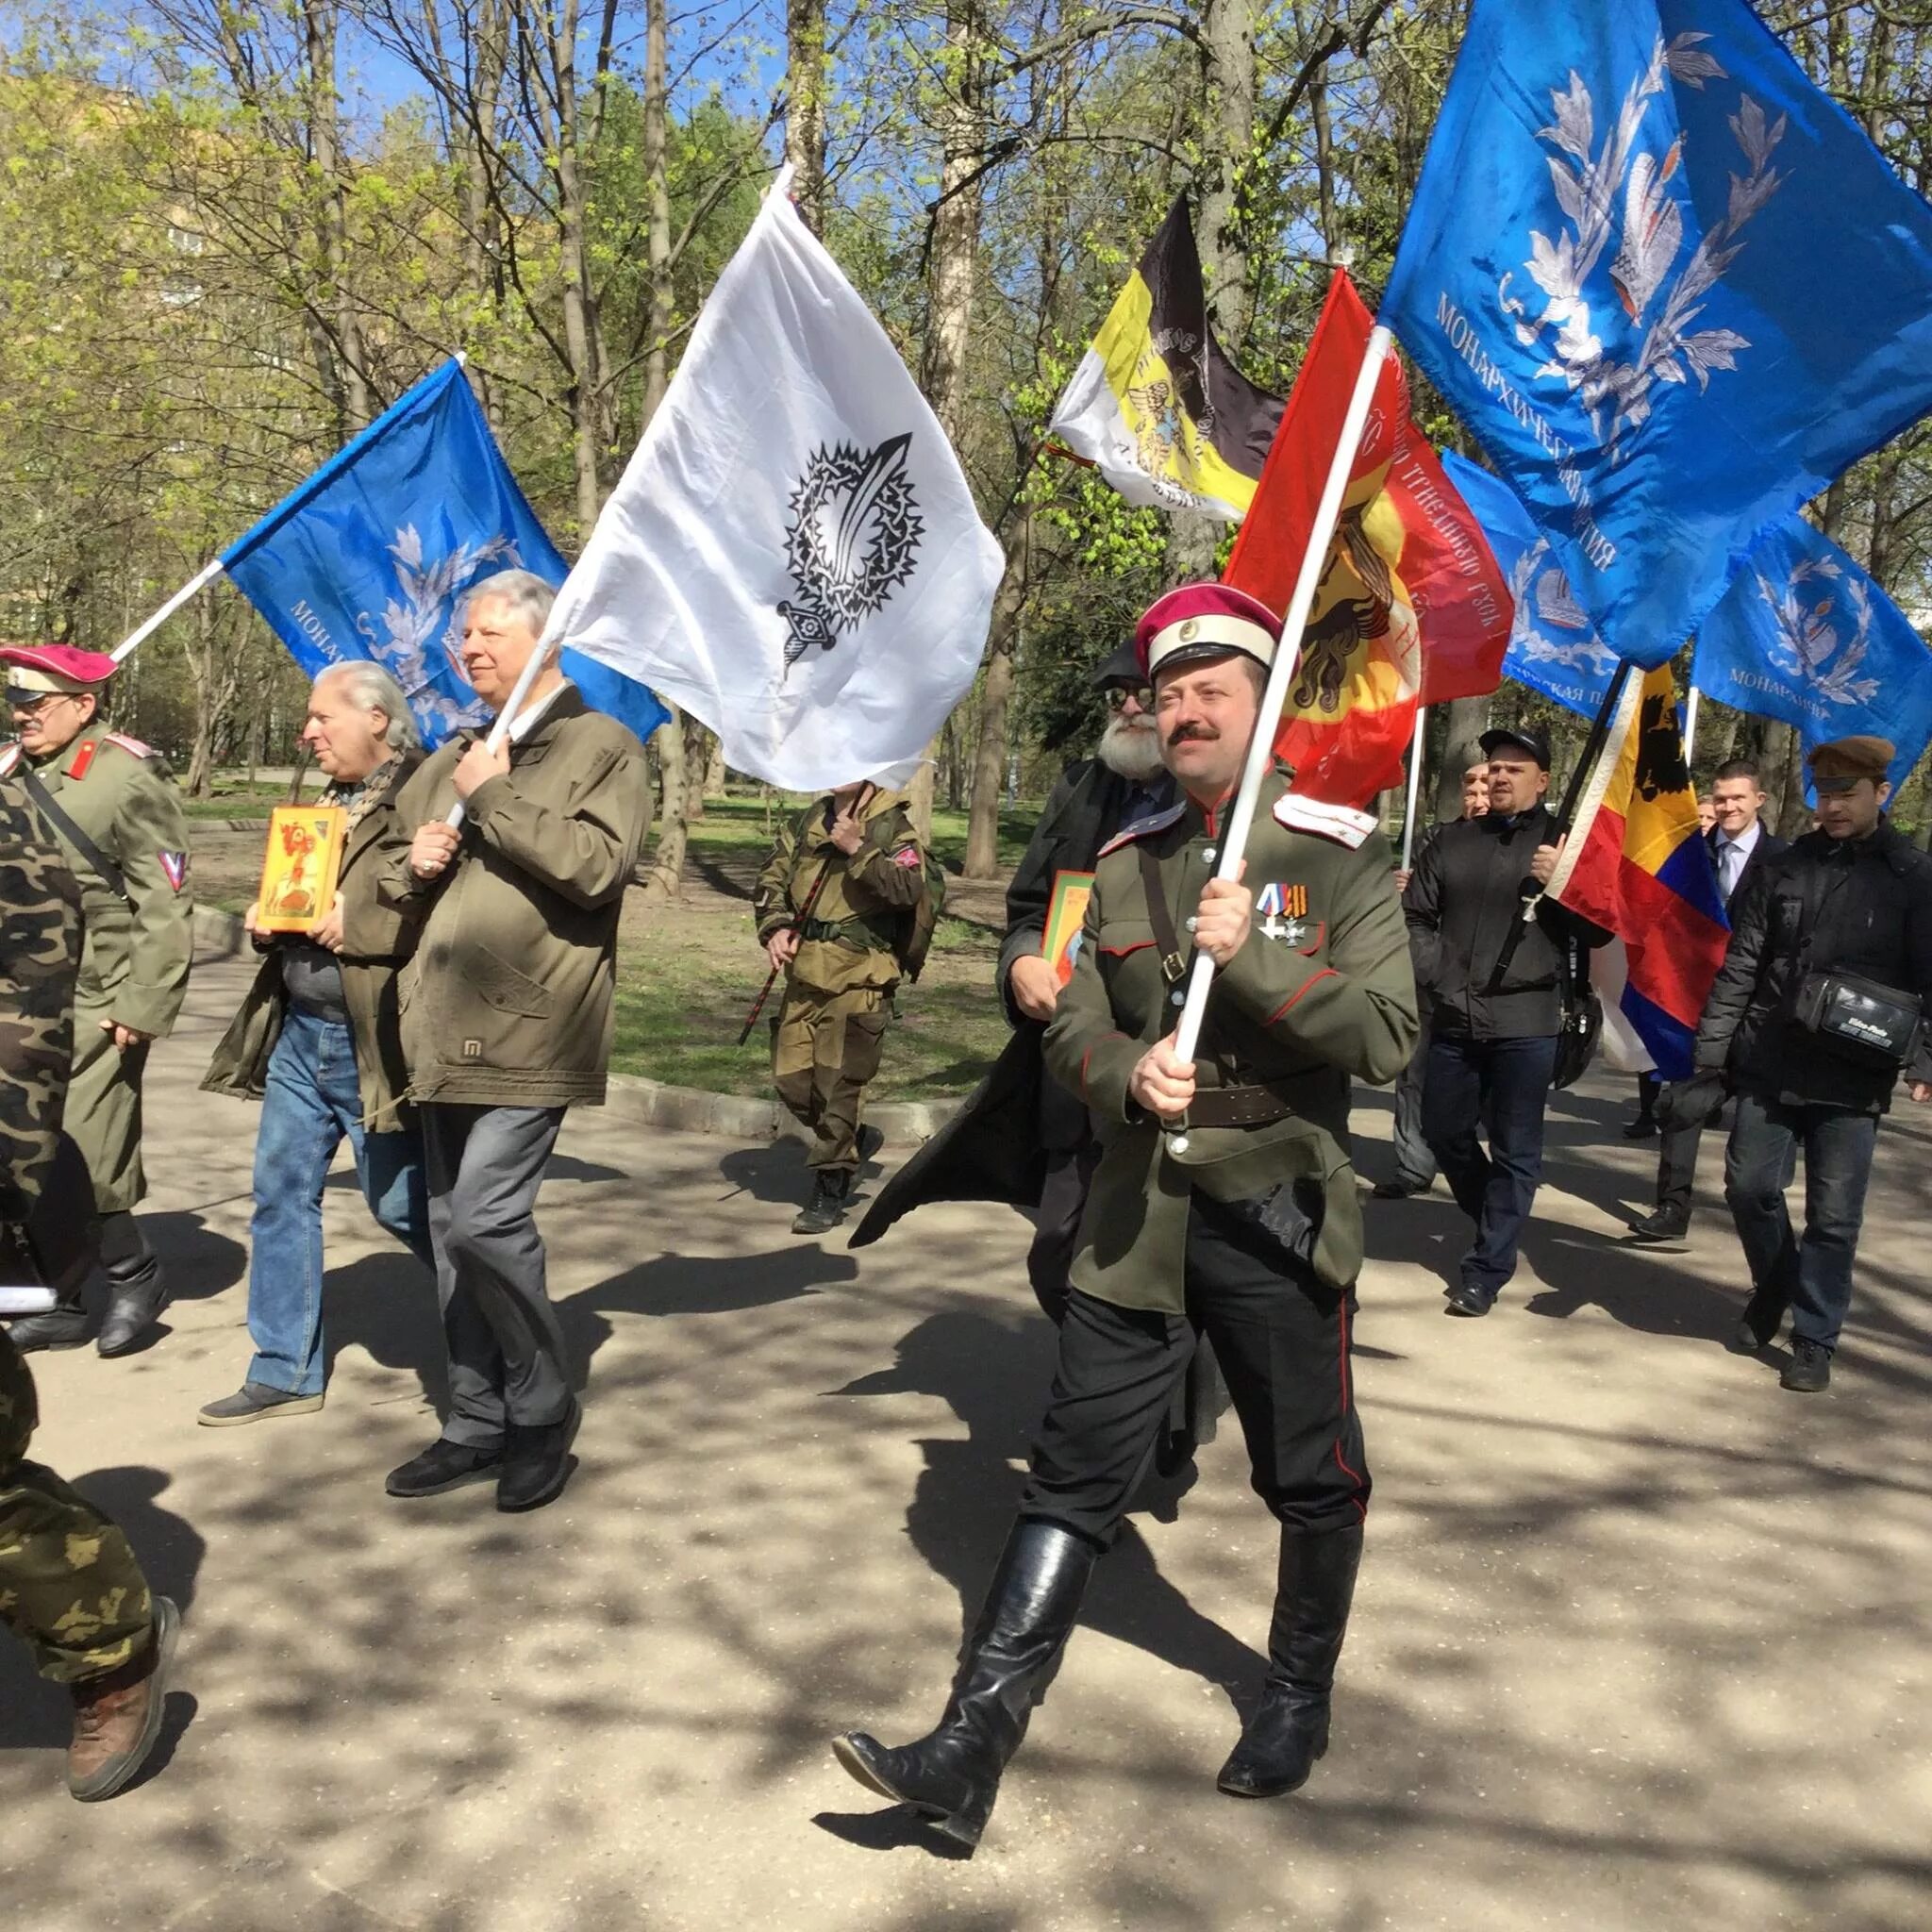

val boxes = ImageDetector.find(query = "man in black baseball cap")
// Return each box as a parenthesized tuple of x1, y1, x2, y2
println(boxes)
(1403, 718, 1604, 1316)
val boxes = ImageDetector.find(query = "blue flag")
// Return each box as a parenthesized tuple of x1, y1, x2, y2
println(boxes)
(1383, 0, 1932, 670)
(222, 359, 668, 748)
(1441, 451, 1620, 720)
(1694, 519, 1932, 792)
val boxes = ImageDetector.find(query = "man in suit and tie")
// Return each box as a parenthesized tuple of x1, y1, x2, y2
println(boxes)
(1625, 759, 1787, 1249)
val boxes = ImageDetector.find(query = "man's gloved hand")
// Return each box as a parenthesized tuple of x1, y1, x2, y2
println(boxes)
(1656, 1071, 1727, 1134)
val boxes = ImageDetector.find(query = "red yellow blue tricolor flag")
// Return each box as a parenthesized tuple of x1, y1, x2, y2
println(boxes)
(1548, 665, 1727, 1078)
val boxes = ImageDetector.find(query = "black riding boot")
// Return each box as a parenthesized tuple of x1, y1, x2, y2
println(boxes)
(1217, 1523, 1363, 1799)
(833, 1519, 1096, 1848)
(95, 1215, 169, 1358)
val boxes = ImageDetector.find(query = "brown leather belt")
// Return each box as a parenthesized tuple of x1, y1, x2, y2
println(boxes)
(1184, 1081, 1301, 1129)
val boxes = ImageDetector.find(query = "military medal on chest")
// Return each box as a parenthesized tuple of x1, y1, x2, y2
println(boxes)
(1255, 880, 1312, 946)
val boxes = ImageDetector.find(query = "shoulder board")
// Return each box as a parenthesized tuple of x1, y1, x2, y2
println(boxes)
(1096, 799, 1188, 860)
(102, 730, 160, 760)
(1272, 793, 1378, 850)
(65, 739, 99, 780)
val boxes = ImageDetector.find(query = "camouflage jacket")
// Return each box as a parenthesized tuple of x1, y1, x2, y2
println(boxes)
(753, 790, 933, 995)
(0, 774, 81, 1221)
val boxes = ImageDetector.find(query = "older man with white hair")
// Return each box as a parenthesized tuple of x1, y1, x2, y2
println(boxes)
(200, 661, 434, 1424)
(381, 570, 651, 1512)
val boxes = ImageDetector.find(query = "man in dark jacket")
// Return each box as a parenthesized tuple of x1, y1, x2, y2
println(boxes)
(1692, 736, 1932, 1391)
(1626, 758, 1786, 1249)
(1403, 724, 1603, 1316)
(1000, 641, 1174, 1313)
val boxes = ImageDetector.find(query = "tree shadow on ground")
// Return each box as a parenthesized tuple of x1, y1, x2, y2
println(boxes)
(834, 1308, 1263, 1716)
(139, 1210, 248, 1307)
(717, 1139, 890, 1210)
(0, 1464, 205, 1754)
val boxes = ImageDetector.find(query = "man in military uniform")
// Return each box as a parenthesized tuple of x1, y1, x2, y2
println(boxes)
(1, 768, 180, 1799)
(1687, 735, 1932, 1391)
(831, 584, 1418, 1847)
(754, 780, 937, 1235)
(1, 642, 193, 1357)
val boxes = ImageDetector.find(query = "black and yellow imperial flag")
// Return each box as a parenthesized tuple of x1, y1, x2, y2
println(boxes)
(1047, 195, 1284, 524)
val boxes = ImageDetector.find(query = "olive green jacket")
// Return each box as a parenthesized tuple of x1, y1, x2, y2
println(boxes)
(752, 789, 928, 997)
(1043, 768, 1418, 1312)
(201, 750, 426, 1130)
(382, 686, 651, 1108)
(18, 725, 192, 1039)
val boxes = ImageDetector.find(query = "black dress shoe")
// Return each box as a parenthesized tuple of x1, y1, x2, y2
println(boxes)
(1624, 1210, 1690, 1252)
(1443, 1281, 1496, 1317)
(1621, 1115, 1659, 1141)
(497, 1399, 582, 1512)
(1371, 1178, 1428, 1200)
(386, 1437, 505, 1498)
(1727, 1285, 1787, 1354)
(5, 1306, 93, 1353)
(1780, 1339, 1832, 1393)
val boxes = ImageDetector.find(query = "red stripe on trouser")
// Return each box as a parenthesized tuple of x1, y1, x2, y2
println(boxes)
(1331, 1292, 1367, 1521)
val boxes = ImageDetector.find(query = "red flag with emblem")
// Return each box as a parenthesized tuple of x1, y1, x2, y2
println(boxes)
(1224, 270, 1511, 808)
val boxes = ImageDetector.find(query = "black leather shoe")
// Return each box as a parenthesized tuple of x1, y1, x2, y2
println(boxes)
(97, 1263, 170, 1357)
(792, 1170, 852, 1236)
(1443, 1281, 1496, 1317)
(1780, 1339, 1832, 1393)
(1218, 1524, 1362, 1799)
(832, 1520, 1096, 1848)
(1621, 1114, 1659, 1141)
(1728, 1286, 1787, 1354)
(497, 1399, 582, 1512)
(6, 1305, 93, 1353)
(1371, 1178, 1428, 1200)
(858, 1124, 886, 1165)
(1624, 1210, 1690, 1252)
(386, 1437, 505, 1498)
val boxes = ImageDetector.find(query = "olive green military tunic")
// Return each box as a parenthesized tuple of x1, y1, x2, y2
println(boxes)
(1043, 768, 1419, 1313)
(753, 789, 932, 1171)
(18, 727, 193, 1212)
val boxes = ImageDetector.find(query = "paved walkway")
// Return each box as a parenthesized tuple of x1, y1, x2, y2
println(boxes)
(5, 950, 1928, 1931)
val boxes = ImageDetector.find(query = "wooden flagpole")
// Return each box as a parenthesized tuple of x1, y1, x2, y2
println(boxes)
(1167, 325, 1393, 1150)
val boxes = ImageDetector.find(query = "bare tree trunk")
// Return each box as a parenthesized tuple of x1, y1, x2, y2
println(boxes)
(303, 0, 373, 430)
(1309, 66, 1339, 260)
(784, 0, 828, 234)
(964, 519, 1029, 876)
(704, 734, 727, 798)
(644, 708, 689, 899)
(908, 0, 988, 842)
(1434, 693, 1491, 822)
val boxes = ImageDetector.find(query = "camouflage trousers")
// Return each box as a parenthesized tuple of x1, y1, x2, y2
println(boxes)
(772, 985, 892, 1172)
(0, 1328, 153, 1683)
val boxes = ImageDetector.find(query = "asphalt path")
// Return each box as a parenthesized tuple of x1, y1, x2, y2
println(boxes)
(5, 949, 1928, 1931)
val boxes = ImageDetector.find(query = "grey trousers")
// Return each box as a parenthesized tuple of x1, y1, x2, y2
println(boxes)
(1391, 1003, 1436, 1190)
(421, 1103, 571, 1445)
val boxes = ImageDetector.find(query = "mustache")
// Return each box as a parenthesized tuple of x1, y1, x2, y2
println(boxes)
(1167, 722, 1219, 746)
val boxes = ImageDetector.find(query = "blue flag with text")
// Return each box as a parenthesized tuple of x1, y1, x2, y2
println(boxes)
(1441, 451, 1620, 720)
(1694, 519, 1932, 792)
(222, 359, 667, 749)
(1383, 0, 1932, 669)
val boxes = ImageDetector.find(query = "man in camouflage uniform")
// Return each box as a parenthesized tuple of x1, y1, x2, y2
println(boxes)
(754, 781, 937, 1235)
(1, 768, 180, 1800)
(833, 584, 1418, 1847)
(0, 643, 193, 1357)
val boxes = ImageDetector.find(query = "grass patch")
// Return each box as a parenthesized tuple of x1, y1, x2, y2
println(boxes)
(653, 794, 1041, 874)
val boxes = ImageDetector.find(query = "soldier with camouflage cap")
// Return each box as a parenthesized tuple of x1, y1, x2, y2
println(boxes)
(0, 769, 180, 1800)
(0, 643, 193, 1357)
(754, 781, 940, 1235)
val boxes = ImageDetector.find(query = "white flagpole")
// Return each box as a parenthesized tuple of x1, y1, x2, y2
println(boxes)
(1683, 684, 1702, 765)
(1399, 705, 1428, 872)
(441, 632, 560, 828)
(1170, 325, 1394, 1103)
(108, 558, 228, 663)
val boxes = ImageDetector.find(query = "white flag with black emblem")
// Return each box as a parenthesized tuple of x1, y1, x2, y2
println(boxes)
(543, 171, 1007, 791)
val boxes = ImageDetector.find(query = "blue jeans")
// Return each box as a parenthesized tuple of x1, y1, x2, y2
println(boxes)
(1724, 1093, 1878, 1353)
(1421, 1032, 1560, 1299)
(246, 1008, 433, 1395)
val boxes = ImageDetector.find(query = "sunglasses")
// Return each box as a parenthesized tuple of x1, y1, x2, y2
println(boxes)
(6, 689, 76, 713)
(1104, 685, 1155, 712)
